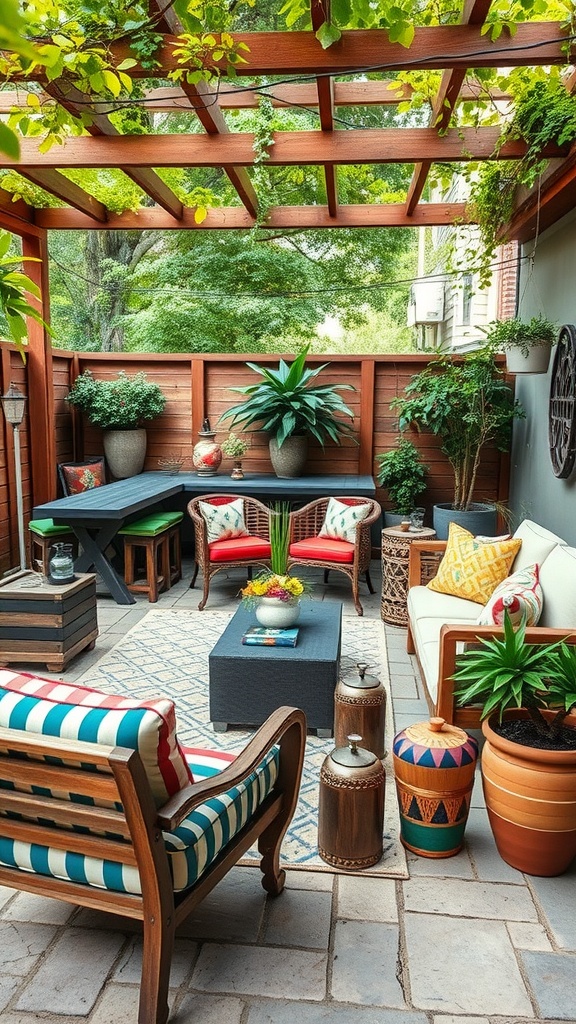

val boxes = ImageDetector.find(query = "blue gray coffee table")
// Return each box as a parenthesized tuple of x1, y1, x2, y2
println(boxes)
(209, 602, 343, 735)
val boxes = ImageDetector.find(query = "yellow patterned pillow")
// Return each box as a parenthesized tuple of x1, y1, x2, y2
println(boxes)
(427, 523, 522, 604)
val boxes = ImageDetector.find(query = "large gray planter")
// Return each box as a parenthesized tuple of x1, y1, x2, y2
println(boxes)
(433, 502, 497, 541)
(103, 428, 147, 479)
(269, 435, 308, 478)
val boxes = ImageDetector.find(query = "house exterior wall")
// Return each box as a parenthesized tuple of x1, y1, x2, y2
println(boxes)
(509, 206, 576, 544)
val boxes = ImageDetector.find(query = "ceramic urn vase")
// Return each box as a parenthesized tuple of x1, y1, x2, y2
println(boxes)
(393, 717, 478, 858)
(193, 430, 222, 477)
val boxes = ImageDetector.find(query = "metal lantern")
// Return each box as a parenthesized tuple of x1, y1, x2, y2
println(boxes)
(334, 661, 386, 759)
(318, 734, 385, 870)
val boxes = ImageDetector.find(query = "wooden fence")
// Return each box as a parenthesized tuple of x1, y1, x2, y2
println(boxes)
(0, 347, 510, 576)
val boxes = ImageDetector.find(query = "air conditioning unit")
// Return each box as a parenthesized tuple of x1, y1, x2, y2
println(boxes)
(407, 282, 445, 326)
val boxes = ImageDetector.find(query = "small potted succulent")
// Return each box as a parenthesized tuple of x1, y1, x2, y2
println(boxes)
(483, 316, 558, 375)
(376, 437, 428, 527)
(220, 431, 250, 480)
(66, 369, 166, 479)
(453, 612, 576, 876)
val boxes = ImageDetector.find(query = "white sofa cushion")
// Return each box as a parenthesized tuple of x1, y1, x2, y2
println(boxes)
(407, 587, 481, 704)
(511, 520, 565, 573)
(538, 545, 576, 628)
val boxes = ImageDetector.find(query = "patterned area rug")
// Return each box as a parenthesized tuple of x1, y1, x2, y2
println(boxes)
(77, 607, 408, 879)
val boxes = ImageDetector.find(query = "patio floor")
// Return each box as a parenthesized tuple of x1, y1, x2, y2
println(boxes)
(1, 560, 575, 1024)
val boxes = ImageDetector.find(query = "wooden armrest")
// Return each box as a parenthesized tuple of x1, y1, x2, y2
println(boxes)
(408, 540, 447, 589)
(156, 706, 306, 830)
(436, 624, 576, 723)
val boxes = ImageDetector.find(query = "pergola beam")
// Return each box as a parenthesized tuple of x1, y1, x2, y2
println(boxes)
(406, 0, 494, 214)
(0, 128, 564, 169)
(506, 146, 576, 243)
(310, 1, 338, 216)
(33, 202, 469, 230)
(45, 82, 184, 218)
(18, 169, 108, 221)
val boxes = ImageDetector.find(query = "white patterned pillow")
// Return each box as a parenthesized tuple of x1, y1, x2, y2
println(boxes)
(477, 563, 543, 627)
(199, 497, 249, 543)
(319, 498, 371, 544)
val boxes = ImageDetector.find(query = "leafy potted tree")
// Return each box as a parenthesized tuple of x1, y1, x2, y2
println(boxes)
(66, 369, 166, 479)
(376, 437, 428, 527)
(453, 613, 576, 876)
(483, 316, 558, 375)
(220, 344, 356, 478)
(391, 350, 524, 538)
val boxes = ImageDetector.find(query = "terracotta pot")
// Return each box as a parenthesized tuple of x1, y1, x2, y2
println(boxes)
(482, 710, 576, 876)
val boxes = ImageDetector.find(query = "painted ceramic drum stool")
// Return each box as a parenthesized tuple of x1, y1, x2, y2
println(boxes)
(393, 717, 478, 858)
(318, 734, 385, 870)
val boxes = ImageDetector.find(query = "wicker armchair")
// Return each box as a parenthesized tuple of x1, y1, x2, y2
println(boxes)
(288, 496, 381, 616)
(188, 494, 273, 610)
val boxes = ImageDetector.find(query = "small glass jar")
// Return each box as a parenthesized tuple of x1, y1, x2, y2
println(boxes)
(48, 542, 75, 584)
(410, 507, 425, 531)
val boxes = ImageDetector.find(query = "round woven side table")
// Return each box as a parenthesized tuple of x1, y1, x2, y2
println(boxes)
(381, 526, 437, 626)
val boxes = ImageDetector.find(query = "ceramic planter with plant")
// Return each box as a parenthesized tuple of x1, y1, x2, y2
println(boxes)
(484, 316, 558, 375)
(220, 432, 250, 480)
(66, 370, 166, 479)
(241, 502, 310, 628)
(220, 344, 356, 478)
(391, 350, 524, 539)
(453, 612, 576, 876)
(376, 437, 428, 527)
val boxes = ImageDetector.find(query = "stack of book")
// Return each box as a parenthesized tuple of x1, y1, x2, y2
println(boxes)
(241, 626, 299, 647)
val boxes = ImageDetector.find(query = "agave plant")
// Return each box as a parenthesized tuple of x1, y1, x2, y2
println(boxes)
(453, 611, 576, 740)
(220, 344, 356, 448)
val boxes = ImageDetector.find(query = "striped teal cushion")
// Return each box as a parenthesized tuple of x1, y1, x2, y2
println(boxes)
(29, 519, 74, 537)
(0, 670, 192, 807)
(0, 745, 279, 895)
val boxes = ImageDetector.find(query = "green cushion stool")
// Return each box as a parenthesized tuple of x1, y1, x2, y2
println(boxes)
(119, 514, 183, 600)
(28, 519, 77, 575)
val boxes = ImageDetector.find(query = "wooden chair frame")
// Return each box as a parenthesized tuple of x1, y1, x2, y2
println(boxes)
(287, 497, 381, 616)
(187, 494, 273, 610)
(0, 706, 306, 1024)
(406, 539, 576, 727)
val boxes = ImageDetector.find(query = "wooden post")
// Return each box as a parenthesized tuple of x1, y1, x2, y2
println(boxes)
(21, 230, 56, 505)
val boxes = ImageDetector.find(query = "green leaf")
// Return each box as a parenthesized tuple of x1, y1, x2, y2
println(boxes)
(315, 22, 342, 49)
(0, 123, 19, 160)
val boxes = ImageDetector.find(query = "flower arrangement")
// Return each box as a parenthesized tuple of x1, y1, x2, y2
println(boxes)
(240, 501, 310, 607)
(220, 431, 250, 459)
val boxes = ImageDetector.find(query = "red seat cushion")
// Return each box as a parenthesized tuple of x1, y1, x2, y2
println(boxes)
(289, 537, 355, 564)
(209, 536, 271, 562)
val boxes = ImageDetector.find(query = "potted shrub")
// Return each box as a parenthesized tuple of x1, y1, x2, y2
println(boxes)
(376, 437, 428, 527)
(484, 316, 558, 375)
(220, 344, 356, 478)
(220, 431, 250, 480)
(391, 349, 524, 538)
(453, 613, 576, 876)
(66, 369, 166, 479)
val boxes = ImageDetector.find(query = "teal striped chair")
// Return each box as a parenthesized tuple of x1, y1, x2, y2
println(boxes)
(0, 669, 305, 1024)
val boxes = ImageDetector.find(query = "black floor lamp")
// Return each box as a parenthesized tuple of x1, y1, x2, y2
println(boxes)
(1, 383, 27, 572)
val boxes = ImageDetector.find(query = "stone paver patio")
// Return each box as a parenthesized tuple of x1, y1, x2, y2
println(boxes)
(1, 560, 575, 1024)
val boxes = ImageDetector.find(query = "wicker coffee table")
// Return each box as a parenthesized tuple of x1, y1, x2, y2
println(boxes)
(381, 527, 437, 626)
(209, 602, 342, 735)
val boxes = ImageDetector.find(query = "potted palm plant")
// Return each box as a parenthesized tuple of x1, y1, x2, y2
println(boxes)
(391, 350, 524, 538)
(484, 316, 558, 375)
(376, 437, 428, 527)
(220, 344, 356, 478)
(453, 613, 576, 876)
(66, 369, 166, 479)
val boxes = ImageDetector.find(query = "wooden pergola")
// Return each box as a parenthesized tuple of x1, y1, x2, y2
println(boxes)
(1, 1, 575, 505)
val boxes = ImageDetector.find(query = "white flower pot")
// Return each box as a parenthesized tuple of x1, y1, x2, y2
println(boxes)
(505, 344, 552, 375)
(255, 597, 301, 628)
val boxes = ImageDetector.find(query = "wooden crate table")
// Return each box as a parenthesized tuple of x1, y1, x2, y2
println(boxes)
(209, 602, 342, 736)
(381, 527, 437, 626)
(0, 572, 98, 672)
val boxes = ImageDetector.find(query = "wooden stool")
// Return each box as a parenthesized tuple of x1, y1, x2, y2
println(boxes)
(119, 517, 173, 603)
(29, 520, 78, 575)
(153, 511, 183, 589)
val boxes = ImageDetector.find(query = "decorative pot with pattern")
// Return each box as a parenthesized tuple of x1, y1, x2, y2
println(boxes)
(255, 596, 301, 629)
(318, 734, 385, 869)
(482, 710, 576, 876)
(393, 717, 478, 858)
(103, 428, 147, 479)
(193, 430, 222, 477)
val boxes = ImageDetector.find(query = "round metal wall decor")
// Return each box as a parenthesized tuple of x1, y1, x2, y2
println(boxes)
(549, 324, 576, 478)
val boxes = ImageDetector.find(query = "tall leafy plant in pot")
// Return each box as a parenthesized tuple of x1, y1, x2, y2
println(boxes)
(391, 350, 524, 538)
(453, 612, 576, 876)
(220, 344, 356, 478)
(376, 437, 428, 525)
(66, 370, 166, 479)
